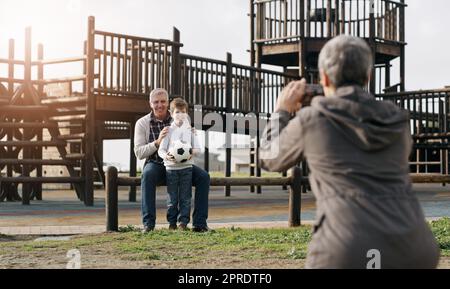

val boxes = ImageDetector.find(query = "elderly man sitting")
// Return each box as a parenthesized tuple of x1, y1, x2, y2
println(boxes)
(134, 88, 211, 233)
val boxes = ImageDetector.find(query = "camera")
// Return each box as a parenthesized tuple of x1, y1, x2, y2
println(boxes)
(303, 84, 324, 107)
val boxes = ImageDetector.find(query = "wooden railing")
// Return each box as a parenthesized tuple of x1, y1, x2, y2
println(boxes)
(378, 88, 450, 174)
(92, 29, 182, 99)
(251, 0, 406, 44)
(180, 53, 298, 115)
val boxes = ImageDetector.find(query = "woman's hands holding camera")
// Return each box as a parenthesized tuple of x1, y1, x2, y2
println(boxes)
(275, 79, 307, 114)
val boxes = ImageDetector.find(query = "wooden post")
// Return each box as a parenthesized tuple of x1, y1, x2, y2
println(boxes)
(385, 62, 391, 90)
(24, 28, 32, 85)
(306, 0, 311, 37)
(282, 170, 288, 190)
(255, 75, 261, 195)
(300, 0, 305, 38)
(85, 16, 96, 206)
(301, 160, 308, 193)
(283, 0, 288, 38)
(250, 0, 255, 67)
(334, 0, 340, 35)
(129, 121, 137, 202)
(255, 1, 264, 70)
(8, 39, 14, 95)
(106, 166, 119, 232)
(327, 0, 332, 38)
(22, 27, 32, 205)
(35, 43, 44, 201)
(299, 0, 306, 78)
(289, 166, 302, 227)
(131, 40, 138, 93)
(399, 0, 405, 92)
(172, 27, 181, 96)
(369, 0, 376, 94)
(340, 0, 345, 35)
(7, 39, 14, 200)
(254, 45, 262, 194)
(96, 129, 104, 187)
(249, 137, 256, 193)
(83, 41, 87, 94)
(225, 53, 232, 197)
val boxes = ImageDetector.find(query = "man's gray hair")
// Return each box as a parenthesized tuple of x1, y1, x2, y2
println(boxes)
(149, 88, 169, 102)
(318, 35, 373, 87)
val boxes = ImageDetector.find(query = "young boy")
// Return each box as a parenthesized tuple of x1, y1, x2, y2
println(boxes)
(158, 98, 200, 230)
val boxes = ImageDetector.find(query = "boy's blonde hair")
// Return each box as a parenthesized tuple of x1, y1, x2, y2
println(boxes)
(170, 97, 189, 112)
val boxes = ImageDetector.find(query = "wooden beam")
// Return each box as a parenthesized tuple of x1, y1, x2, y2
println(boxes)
(0, 177, 84, 183)
(375, 42, 401, 57)
(96, 95, 150, 114)
(0, 159, 76, 166)
(262, 42, 299, 56)
(116, 176, 294, 187)
(410, 174, 450, 184)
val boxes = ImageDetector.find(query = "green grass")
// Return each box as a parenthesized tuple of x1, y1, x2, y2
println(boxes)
(430, 217, 450, 256)
(113, 226, 312, 262)
(0, 218, 448, 268)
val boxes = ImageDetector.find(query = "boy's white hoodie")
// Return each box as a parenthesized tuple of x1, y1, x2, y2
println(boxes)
(158, 120, 200, 170)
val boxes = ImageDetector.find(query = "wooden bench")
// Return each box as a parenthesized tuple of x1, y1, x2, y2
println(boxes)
(104, 166, 307, 232)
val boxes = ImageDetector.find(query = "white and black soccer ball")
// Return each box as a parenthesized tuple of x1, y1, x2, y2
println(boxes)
(170, 140, 192, 163)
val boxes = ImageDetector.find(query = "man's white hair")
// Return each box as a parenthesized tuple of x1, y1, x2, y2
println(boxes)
(149, 88, 169, 102)
(318, 35, 373, 88)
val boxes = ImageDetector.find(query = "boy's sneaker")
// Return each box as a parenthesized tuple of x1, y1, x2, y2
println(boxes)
(169, 224, 178, 230)
(142, 226, 154, 233)
(179, 224, 188, 231)
(192, 226, 213, 233)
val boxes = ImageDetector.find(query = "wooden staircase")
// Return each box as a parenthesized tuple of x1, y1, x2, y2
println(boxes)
(0, 84, 103, 205)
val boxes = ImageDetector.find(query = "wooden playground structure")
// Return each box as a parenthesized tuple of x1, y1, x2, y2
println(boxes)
(250, 0, 406, 94)
(2, 1, 450, 208)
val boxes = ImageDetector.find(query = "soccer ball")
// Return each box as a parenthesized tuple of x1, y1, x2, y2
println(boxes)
(170, 140, 192, 163)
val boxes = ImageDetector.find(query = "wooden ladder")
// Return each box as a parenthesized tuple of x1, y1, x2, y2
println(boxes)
(0, 84, 103, 205)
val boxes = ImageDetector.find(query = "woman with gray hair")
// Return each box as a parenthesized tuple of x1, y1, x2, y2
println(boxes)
(260, 35, 440, 269)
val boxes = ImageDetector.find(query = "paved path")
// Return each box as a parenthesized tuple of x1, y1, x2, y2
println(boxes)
(0, 221, 319, 236)
(0, 184, 449, 236)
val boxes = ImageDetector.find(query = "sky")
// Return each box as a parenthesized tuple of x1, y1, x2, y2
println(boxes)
(1, 0, 449, 170)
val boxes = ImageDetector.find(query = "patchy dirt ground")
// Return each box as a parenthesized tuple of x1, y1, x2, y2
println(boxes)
(0, 232, 308, 269)
(0, 229, 448, 269)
